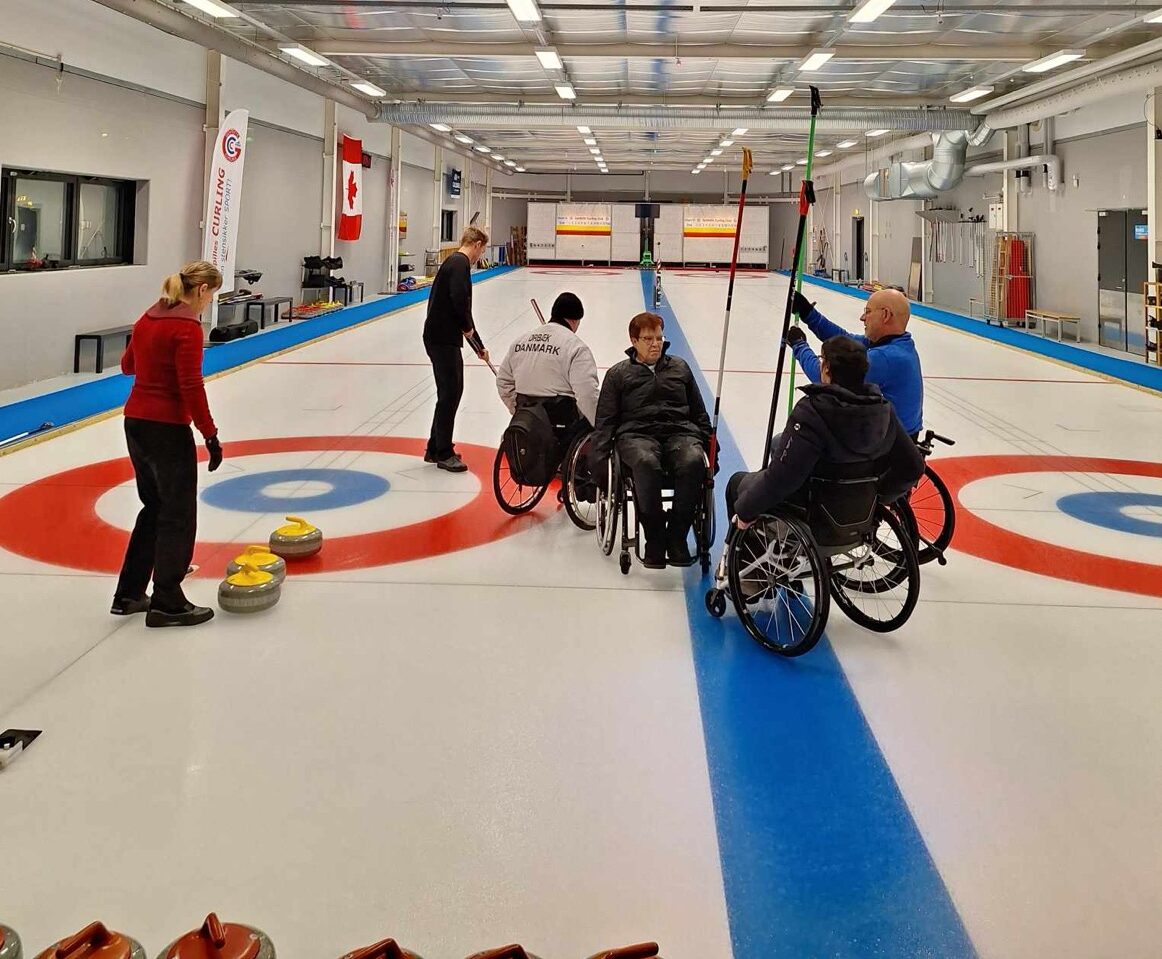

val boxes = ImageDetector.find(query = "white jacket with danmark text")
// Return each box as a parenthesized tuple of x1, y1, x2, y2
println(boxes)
(496, 320, 600, 426)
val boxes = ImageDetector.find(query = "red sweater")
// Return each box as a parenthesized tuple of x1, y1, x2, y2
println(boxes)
(121, 300, 217, 439)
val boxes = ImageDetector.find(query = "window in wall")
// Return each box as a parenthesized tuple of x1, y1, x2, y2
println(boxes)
(1, 169, 135, 272)
(441, 208, 457, 243)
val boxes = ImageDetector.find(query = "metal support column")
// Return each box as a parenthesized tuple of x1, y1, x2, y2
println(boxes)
(320, 99, 337, 257)
(1149, 88, 1162, 280)
(432, 146, 443, 257)
(485, 166, 494, 234)
(387, 126, 402, 290)
(201, 50, 223, 334)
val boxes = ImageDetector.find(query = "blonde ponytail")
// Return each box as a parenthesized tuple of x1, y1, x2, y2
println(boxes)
(160, 260, 223, 307)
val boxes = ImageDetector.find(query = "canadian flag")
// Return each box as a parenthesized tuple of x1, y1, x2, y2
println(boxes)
(337, 135, 363, 241)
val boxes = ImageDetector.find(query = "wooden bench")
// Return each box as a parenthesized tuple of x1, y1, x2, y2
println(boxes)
(1026, 308, 1081, 343)
(74, 325, 133, 374)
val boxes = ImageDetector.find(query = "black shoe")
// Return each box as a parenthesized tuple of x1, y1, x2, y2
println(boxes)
(436, 454, 468, 473)
(111, 595, 150, 616)
(642, 542, 668, 569)
(146, 602, 215, 628)
(423, 451, 438, 463)
(667, 522, 696, 567)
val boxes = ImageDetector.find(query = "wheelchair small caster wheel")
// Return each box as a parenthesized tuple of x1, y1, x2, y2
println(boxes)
(619, 552, 631, 575)
(706, 589, 727, 618)
(937, 554, 948, 567)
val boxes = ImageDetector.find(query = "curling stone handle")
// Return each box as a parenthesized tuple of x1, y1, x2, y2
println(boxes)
(285, 515, 307, 526)
(588, 945, 660, 959)
(472, 948, 530, 959)
(244, 545, 266, 556)
(344, 939, 406, 959)
(201, 914, 228, 948)
(56, 923, 113, 958)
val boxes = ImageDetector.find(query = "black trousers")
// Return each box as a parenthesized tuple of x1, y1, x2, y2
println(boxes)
(425, 341, 464, 461)
(617, 432, 705, 542)
(115, 417, 198, 610)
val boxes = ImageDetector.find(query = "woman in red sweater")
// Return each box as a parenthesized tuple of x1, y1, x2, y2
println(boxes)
(113, 261, 224, 627)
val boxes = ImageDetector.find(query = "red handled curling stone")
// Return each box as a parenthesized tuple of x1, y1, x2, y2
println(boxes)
(33, 923, 145, 959)
(337, 937, 423, 959)
(268, 515, 323, 559)
(156, 913, 274, 959)
(586, 945, 660, 959)
(226, 546, 286, 584)
(218, 562, 281, 614)
(464, 947, 542, 959)
(1, 925, 23, 959)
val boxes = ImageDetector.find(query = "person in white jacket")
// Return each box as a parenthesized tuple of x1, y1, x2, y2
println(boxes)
(496, 292, 600, 438)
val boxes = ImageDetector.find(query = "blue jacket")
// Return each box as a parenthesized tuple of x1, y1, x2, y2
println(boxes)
(790, 306, 924, 436)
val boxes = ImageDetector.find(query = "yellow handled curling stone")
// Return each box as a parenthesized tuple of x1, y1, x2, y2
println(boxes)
(218, 562, 282, 615)
(1, 925, 22, 959)
(157, 913, 275, 959)
(268, 515, 323, 559)
(226, 545, 286, 584)
(33, 923, 146, 959)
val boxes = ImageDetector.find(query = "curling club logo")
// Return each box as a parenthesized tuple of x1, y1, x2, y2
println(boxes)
(221, 128, 243, 162)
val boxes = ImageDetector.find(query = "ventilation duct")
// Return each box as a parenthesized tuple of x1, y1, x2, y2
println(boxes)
(863, 131, 970, 201)
(966, 155, 1062, 192)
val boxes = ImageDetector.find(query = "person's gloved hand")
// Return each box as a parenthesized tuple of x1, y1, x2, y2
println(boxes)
(784, 325, 807, 349)
(206, 435, 223, 473)
(792, 290, 816, 320)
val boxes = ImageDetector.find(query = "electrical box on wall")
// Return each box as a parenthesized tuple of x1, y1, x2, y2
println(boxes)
(988, 202, 1004, 230)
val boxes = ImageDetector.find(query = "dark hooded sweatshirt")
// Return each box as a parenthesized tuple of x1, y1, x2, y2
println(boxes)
(734, 381, 923, 523)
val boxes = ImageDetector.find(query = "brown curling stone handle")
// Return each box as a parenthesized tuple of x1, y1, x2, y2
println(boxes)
(165, 914, 260, 959)
(51, 923, 131, 959)
(586, 945, 660, 959)
(341, 938, 408, 959)
(465, 947, 531, 959)
(202, 915, 227, 949)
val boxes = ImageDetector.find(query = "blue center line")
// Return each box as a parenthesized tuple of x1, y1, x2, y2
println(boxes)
(640, 270, 977, 959)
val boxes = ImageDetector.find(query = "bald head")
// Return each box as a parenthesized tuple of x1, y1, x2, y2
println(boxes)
(861, 289, 911, 342)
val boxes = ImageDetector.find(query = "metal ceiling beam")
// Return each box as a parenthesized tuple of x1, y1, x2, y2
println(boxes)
(237, 1, 1158, 11)
(380, 91, 950, 107)
(312, 40, 1049, 62)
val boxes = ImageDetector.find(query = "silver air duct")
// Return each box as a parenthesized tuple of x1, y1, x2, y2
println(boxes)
(863, 131, 970, 201)
(966, 155, 1062, 192)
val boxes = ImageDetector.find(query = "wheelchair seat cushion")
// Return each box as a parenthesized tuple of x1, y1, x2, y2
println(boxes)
(503, 403, 561, 486)
(805, 476, 880, 549)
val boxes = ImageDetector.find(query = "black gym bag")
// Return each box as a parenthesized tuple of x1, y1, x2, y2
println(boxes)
(502, 403, 560, 487)
(209, 319, 259, 343)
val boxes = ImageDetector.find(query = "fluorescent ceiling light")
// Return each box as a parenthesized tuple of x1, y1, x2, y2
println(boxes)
(181, 0, 240, 17)
(866, 129, 889, 137)
(848, 0, 897, 24)
(589, 147, 601, 154)
(474, 145, 491, 153)
(583, 137, 597, 145)
(798, 49, 835, 72)
(429, 122, 451, 132)
(836, 139, 858, 149)
(352, 81, 387, 98)
(720, 139, 734, 147)
(493, 154, 505, 160)
(279, 44, 329, 67)
(815, 149, 833, 158)
(555, 83, 577, 100)
(454, 134, 473, 144)
(796, 158, 809, 165)
(535, 47, 563, 70)
(516, 166, 526, 172)
(577, 125, 591, 134)
(504, 160, 517, 167)
(732, 127, 748, 136)
(711, 149, 723, 156)
(767, 86, 795, 103)
(703, 157, 715, 164)
(1148, 8, 1162, 23)
(949, 85, 995, 103)
(693, 169, 702, 175)
(505, 0, 542, 22)
(782, 164, 796, 171)
(1023, 50, 1085, 74)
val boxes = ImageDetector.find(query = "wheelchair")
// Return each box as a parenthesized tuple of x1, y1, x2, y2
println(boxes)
(593, 446, 716, 575)
(705, 475, 921, 657)
(493, 424, 599, 532)
(882, 430, 957, 567)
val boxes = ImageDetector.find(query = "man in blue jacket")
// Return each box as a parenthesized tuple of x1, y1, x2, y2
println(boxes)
(787, 287, 924, 438)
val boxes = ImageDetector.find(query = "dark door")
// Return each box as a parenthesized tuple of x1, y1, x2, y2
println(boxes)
(852, 216, 866, 282)
(1097, 210, 1127, 350)
(1127, 209, 1148, 355)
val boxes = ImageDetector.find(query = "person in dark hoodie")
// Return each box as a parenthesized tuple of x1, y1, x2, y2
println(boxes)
(112, 261, 223, 628)
(593, 311, 711, 569)
(727, 335, 923, 528)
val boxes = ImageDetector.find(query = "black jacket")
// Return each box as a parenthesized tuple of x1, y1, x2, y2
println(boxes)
(423, 251, 475, 348)
(734, 382, 924, 522)
(593, 343, 711, 462)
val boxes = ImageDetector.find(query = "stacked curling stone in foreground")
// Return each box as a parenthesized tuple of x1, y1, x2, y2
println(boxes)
(217, 516, 323, 615)
(1, 924, 22, 959)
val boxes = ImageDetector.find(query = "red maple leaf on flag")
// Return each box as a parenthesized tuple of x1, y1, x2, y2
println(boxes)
(346, 169, 358, 209)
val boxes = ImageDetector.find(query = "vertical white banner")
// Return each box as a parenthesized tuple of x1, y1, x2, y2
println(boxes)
(202, 108, 249, 294)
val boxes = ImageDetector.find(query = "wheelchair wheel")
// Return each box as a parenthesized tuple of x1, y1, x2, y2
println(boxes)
(492, 446, 548, 515)
(562, 433, 598, 531)
(727, 514, 829, 657)
(595, 457, 621, 556)
(828, 507, 920, 633)
(909, 464, 956, 564)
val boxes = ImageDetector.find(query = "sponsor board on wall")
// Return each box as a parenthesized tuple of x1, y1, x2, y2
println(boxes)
(202, 108, 249, 293)
(683, 206, 737, 239)
(556, 203, 612, 236)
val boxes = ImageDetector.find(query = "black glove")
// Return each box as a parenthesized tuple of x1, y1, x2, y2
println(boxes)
(792, 290, 816, 320)
(206, 435, 223, 473)
(784, 325, 808, 349)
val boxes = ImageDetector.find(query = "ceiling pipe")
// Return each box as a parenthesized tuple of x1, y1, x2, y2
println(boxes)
(809, 133, 932, 180)
(965, 155, 1062, 192)
(864, 131, 970, 201)
(985, 58, 1162, 130)
(89, 0, 379, 120)
(377, 103, 976, 132)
